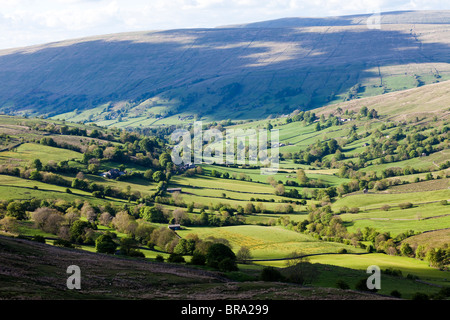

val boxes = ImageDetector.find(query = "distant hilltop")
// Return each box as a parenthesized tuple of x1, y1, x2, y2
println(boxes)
(1, 10, 450, 126)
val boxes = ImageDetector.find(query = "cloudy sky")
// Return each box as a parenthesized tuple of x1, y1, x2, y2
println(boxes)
(0, 0, 449, 49)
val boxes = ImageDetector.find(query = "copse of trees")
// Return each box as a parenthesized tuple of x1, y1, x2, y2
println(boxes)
(274, 203, 448, 269)
(206, 243, 238, 272)
(294, 138, 341, 165)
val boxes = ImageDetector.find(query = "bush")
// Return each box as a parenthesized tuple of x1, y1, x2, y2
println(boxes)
(355, 278, 377, 292)
(260, 267, 283, 282)
(191, 252, 206, 266)
(437, 286, 450, 298)
(399, 202, 413, 209)
(95, 234, 117, 254)
(53, 239, 75, 248)
(206, 243, 237, 270)
(338, 248, 347, 254)
(406, 274, 419, 281)
(218, 257, 238, 272)
(155, 254, 164, 262)
(390, 290, 402, 298)
(31, 235, 46, 243)
(412, 292, 429, 300)
(440, 200, 448, 206)
(126, 249, 145, 258)
(336, 280, 350, 290)
(167, 253, 185, 263)
(384, 268, 403, 277)
(348, 207, 360, 214)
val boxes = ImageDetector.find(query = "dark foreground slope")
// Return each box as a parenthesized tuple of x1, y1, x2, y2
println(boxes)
(0, 235, 389, 300)
(1, 11, 450, 123)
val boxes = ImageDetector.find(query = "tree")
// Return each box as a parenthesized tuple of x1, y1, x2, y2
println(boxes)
(159, 152, 172, 168)
(206, 243, 237, 271)
(236, 246, 253, 264)
(260, 267, 283, 281)
(355, 278, 377, 292)
(80, 202, 96, 223)
(296, 168, 309, 185)
(0, 216, 18, 233)
(112, 211, 137, 234)
(315, 122, 321, 131)
(144, 169, 154, 180)
(336, 280, 350, 290)
(134, 223, 155, 244)
(284, 251, 318, 285)
(274, 184, 285, 196)
(32, 158, 43, 171)
(244, 202, 255, 215)
(69, 220, 92, 243)
(400, 243, 414, 257)
(95, 234, 117, 254)
(29, 170, 42, 181)
(152, 170, 164, 182)
(191, 252, 206, 265)
(141, 206, 167, 223)
(426, 248, 446, 268)
(98, 212, 112, 227)
(174, 238, 196, 255)
(6, 201, 27, 220)
(360, 106, 368, 117)
(119, 237, 144, 256)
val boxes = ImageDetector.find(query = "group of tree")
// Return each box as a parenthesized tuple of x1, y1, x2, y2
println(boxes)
(272, 204, 449, 270)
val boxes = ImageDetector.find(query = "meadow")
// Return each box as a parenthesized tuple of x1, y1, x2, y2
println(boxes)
(0, 143, 82, 165)
(177, 225, 364, 260)
(1, 80, 450, 300)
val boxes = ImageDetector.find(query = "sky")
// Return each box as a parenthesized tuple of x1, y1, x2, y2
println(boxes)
(0, 0, 449, 50)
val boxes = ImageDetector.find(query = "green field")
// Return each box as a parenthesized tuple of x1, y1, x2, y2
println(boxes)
(0, 143, 82, 165)
(177, 225, 364, 260)
(308, 253, 450, 298)
(0, 174, 124, 205)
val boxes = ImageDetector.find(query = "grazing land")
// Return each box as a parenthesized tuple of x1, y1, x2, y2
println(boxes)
(0, 11, 449, 301)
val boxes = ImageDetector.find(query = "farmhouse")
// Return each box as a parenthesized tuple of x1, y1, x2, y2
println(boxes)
(100, 168, 126, 179)
(168, 224, 181, 230)
(179, 163, 196, 170)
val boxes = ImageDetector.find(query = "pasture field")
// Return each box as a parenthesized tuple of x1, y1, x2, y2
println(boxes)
(0, 174, 124, 205)
(345, 215, 450, 237)
(0, 143, 82, 165)
(340, 201, 450, 222)
(308, 253, 449, 286)
(402, 229, 450, 249)
(386, 178, 450, 193)
(177, 225, 365, 260)
(307, 253, 449, 298)
(1, 77, 450, 300)
(360, 150, 450, 174)
(254, 253, 448, 299)
(332, 189, 450, 211)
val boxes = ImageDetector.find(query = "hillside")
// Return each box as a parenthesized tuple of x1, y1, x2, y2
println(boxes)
(1, 10, 450, 125)
(315, 78, 450, 121)
(0, 107, 448, 300)
(0, 235, 388, 300)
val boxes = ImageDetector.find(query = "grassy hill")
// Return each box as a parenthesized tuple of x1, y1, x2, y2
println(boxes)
(0, 235, 392, 300)
(1, 10, 450, 125)
(0, 105, 449, 300)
